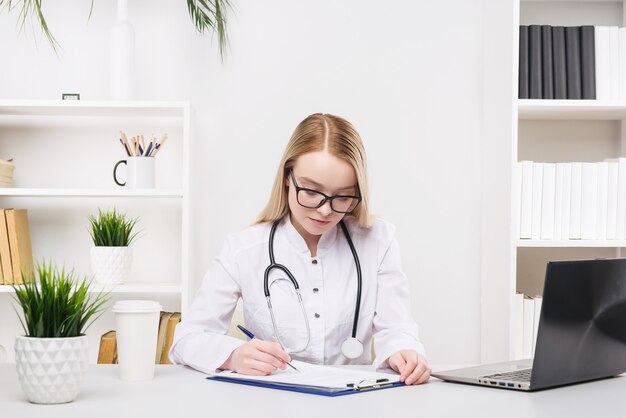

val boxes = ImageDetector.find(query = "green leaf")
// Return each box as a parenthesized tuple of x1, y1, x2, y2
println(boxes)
(88, 207, 141, 247)
(10, 260, 110, 338)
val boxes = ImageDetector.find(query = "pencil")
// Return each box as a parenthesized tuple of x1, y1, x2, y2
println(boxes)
(119, 137, 131, 156)
(152, 133, 168, 156)
(120, 131, 133, 156)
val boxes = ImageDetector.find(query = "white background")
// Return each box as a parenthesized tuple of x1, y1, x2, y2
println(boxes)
(0, 0, 485, 365)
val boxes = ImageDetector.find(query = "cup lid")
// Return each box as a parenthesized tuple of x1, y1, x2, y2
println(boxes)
(112, 300, 162, 313)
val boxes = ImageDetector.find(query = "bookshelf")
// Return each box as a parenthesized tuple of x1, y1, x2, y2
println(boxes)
(482, 0, 626, 363)
(0, 100, 192, 363)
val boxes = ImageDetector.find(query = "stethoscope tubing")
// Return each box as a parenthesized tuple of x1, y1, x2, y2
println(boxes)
(338, 220, 362, 339)
(264, 219, 362, 351)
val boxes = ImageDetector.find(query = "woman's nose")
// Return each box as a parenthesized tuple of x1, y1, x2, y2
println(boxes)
(317, 200, 333, 216)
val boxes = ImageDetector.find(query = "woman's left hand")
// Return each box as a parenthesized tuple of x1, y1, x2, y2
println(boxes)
(388, 350, 431, 385)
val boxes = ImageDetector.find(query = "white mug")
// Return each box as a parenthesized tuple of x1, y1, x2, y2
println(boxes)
(113, 157, 155, 189)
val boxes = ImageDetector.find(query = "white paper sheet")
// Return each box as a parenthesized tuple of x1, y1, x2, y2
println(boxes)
(214, 360, 400, 390)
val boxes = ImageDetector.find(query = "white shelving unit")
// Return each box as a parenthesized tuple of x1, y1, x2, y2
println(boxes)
(481, 0, 626, 363)
(0, 100, 192, 363)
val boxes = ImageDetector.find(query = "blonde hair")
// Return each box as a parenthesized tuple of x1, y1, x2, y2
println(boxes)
(257, 113, 373, 228)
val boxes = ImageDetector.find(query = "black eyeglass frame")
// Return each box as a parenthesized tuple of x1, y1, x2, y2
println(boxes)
(289, 169, 362, 214)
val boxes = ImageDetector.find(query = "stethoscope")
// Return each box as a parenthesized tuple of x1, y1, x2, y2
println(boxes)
(263, 219, 364, 359)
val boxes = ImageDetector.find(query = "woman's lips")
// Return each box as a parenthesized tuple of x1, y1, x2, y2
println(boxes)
(309, 217, 330, 226)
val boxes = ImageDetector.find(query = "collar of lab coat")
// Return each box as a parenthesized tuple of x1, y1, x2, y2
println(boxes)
(281, 214, 339, 255)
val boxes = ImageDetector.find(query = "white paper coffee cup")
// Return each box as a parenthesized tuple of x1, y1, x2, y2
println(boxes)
(112, 300, 162, 381)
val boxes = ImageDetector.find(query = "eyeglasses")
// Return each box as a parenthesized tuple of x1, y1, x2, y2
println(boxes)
(289, 170, 361, 214)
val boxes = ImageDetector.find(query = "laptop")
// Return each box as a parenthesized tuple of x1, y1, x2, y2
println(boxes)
(433, 258, 626, 391)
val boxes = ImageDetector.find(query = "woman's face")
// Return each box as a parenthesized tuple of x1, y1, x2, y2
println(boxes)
(287, 151, 358, 241)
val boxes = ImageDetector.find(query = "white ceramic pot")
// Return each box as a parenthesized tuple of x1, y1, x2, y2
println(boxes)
(91, 246, 132, 285)
(14, 335, 89, 404)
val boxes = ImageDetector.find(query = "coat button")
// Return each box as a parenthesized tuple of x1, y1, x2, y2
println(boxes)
(314, 313, 320, 318)
(312, 259, 318, 265)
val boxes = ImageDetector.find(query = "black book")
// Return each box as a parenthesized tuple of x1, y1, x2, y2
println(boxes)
(580, 25, 596, 99)
(552, 26, 568, 99)
(565, 26, 582, 99)
(519, 25, 530, 99)
(529, 25, 543, 99)
(542, 26, 554, 99)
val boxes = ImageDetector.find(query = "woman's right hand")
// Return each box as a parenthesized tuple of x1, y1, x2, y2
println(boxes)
(220, 339, 292, 375)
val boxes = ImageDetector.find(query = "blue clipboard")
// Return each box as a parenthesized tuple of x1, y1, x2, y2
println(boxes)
(207, 375, 405, 397)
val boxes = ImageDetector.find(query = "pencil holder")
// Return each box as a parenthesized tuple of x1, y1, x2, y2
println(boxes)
(113, 157, 155, 189)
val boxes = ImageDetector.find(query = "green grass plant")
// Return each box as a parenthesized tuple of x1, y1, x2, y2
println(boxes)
(12, 261, 109, 338)
(88, 208, 139, 247)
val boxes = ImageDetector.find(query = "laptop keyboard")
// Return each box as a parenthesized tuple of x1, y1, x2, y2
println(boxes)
(481, 369, 532, 383)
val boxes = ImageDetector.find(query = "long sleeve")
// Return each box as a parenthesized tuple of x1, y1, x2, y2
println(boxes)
(371, 234, 426, 369)
(169, 237, 245, 374)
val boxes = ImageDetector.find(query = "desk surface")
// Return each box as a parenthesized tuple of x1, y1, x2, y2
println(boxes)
(1, 363, 625, 418)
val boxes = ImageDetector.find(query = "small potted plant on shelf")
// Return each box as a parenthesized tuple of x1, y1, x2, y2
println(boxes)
(88, 208, 140, 285)
(12, 260, 109, 404)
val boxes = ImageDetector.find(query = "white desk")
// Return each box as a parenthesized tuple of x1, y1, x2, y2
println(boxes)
(1, 364, 625, 418)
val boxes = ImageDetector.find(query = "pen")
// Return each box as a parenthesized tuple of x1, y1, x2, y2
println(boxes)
(236, 324, 300, 373)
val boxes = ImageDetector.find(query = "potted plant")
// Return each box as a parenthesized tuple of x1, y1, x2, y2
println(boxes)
(88, 208, 140, 285)
(12, 260, 109, 404)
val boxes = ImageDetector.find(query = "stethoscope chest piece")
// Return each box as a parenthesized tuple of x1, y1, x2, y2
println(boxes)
(341, 337, 364, 359)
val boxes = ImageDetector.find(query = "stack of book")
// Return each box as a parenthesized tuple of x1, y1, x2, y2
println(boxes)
(0, 208, 34, 284)
(516, 160, 626, 241)
(97, 311, 182, 365)
(514, 293, 543, 359)
(519, 25, 626, 100)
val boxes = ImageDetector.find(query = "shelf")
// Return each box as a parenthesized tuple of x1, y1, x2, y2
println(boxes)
(519, 100, 626, 120)
(0, 283, 182, 294)
(0, 100, 188, 118)
(517, 240, 626, 248)
(0, 188, 183, 198)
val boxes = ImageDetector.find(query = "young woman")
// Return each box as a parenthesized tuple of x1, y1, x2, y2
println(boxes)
(170, 113, 430, 385)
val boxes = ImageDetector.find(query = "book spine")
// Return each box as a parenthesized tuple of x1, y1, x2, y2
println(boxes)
(561, 164, 572, 240)
(540, 163, 556, 239)
(580, 162, 598, 240)
(619, 28, 626, 100)
(610, 26, 620, 100)
(529, 25, 543, 99)
(6, 209, 34, 284)
(596, 162, 609, 240)
(570, 162, 582, 239)
(565, 26, 582, 99)
(541, 25, 554, 99)
(554, 163, 565, 240)
(532, 296, 543, 357)
(617, 159, 626, 240)
(531, 163, 544, 240)
(0, 210, 12, 283)
(515, 293, 525, 360)
(520, 161, 534, 239)
(519, 25, 530, 99)
(580, 25, 596, 100)
(595, 26, 611, 100)
(607, 162, 618, 239)
(523, 297, 535, 359)
(552, 26, 568, 100)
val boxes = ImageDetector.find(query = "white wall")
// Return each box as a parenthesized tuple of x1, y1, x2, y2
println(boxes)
(0, 0, 485, 365)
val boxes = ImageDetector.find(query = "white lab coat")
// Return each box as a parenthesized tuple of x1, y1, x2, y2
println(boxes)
(170, 215, 425, 374)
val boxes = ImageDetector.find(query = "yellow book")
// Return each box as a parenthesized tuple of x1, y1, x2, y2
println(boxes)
(97, 330, 118, 364)
(160, 312, 182, 365)
(155, 311, 173, 363)
(0, 210, 14, 284)
(5, 209, 33, 284)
